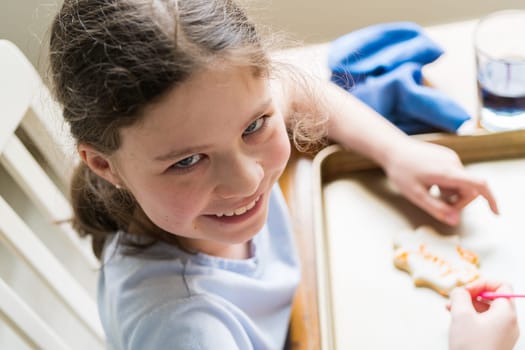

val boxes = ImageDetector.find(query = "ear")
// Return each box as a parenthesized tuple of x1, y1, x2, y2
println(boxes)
(77, 144, 122, 187)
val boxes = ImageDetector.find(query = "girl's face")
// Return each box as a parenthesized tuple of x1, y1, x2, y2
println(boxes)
(111, 66, 291, 257)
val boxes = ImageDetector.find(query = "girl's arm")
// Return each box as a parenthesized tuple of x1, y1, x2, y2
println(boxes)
(275, 72, 498, 225)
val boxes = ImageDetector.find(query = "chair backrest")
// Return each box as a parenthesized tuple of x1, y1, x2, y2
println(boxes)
(0, 40, 105, 349)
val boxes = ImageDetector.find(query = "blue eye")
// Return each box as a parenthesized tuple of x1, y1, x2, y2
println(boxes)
(174, 154, 202, 168)
(243, 117, 266, 136)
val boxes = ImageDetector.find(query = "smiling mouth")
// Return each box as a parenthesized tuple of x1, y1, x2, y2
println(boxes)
(215, 196, 261, 217)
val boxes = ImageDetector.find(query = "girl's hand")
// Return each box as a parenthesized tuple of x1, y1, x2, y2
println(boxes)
(383, 139, 499, 225)
(448, 281, 519, 350)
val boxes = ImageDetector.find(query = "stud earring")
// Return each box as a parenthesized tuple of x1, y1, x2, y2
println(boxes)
(115, 184, 122, 190)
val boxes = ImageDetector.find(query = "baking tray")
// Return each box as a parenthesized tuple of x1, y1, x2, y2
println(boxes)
(313, 129, 525, 350)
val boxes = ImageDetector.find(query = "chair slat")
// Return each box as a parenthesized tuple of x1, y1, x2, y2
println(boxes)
(0, 39, 75, 187)
(23, 68, 77, 184)
(0, 40, 33, 151)
(0, 277, 70, 350)
(0, 39, 105, 348)
(0, 196, 105, 342)
(1, 135, 99, 269)
(20, 106, 76, 186)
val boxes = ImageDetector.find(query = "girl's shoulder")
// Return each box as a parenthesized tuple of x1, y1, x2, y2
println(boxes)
(129, 297, 247, 349)
(109, 293, 250, 350)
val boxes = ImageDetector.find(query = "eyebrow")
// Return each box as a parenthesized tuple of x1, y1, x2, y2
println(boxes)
(154, 98, 272, 162)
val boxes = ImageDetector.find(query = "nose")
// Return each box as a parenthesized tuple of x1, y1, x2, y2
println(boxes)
(214, 154, 263, 199)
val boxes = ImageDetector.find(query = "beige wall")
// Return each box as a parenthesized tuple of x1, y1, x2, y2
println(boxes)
(1, 0, 524, 73)
(248, 0, 525, 44)
(0, 0, 62, 74)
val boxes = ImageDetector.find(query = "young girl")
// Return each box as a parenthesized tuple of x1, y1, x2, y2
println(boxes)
(48, 0, 518, 349)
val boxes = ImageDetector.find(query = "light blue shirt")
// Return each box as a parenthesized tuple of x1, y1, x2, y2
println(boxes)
(98, 185, 300, 349)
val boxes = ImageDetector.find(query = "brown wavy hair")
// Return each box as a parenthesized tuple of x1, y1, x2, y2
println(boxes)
(48, 0, 327, 259)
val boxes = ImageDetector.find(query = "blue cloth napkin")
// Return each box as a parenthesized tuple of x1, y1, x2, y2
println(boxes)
(328, 22, 471, 134)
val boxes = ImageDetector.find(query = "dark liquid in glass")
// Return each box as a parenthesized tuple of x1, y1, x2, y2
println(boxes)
(478, 83, 525, 116)
(477, 57, 525, 129)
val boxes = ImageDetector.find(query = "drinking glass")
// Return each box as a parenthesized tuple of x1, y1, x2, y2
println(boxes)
(474, 10, 525, 131)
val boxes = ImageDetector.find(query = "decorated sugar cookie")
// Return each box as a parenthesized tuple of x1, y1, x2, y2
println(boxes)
(393, 226, 480, 296)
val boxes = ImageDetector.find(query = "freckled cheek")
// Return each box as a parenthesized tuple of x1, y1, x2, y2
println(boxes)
(265, 127, 291, 171)
(140, 189, 204, 230)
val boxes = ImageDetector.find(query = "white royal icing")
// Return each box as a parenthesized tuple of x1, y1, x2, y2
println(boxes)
(393, 226, 480, 296)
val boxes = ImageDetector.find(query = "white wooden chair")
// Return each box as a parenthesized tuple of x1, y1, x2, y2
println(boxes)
(0, 40, 105, 349)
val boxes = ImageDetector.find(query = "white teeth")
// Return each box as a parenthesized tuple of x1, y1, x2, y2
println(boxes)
(215, 196, 260, 218)
(246, 200, 256, 210)
(234, 207, 247, 215)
